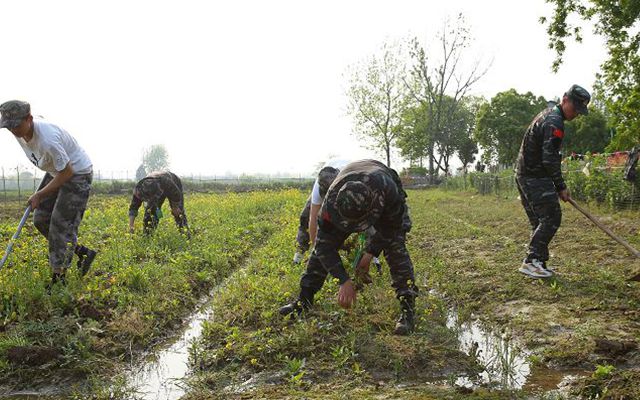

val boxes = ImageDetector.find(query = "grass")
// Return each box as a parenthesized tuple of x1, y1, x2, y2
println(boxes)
(184, 188, 640, 399)
(182, 191, 498, 399)
(0, 188, 638, 398)
(0, 190, 298, 394)
(408, 190, 639, 366)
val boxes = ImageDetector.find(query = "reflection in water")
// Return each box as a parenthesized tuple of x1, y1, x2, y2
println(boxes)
(129, 304, 213, 400)
(446, 311, 530, 389)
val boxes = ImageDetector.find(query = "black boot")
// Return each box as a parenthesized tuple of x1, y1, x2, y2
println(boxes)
(394, 296, 415, 335)
(46, 272, 67, 294)
(75, 245, 97, 276)
(279, 287, 314, 318)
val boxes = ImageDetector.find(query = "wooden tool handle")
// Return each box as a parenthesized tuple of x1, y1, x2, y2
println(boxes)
(568, 198, 640, 258)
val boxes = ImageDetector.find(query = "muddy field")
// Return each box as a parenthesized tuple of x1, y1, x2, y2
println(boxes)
(0, 189, 638, 399)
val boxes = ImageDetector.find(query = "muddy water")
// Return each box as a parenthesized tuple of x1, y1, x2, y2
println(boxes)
(128, 302, 214, 400)
(446, 310, 589, 392)
(446, 311, 530, 389)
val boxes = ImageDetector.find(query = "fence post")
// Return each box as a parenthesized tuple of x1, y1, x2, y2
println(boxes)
(16, 166, 21, 202)
(2, 167, 5, 205)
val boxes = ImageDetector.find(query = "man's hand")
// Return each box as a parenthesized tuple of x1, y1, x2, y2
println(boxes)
(128, 215, 136, 234)
(337, 279, 356, 309)
(559, 188, 571, 202)
(354, 252, 374, 285)
(27, 191, 43, 209)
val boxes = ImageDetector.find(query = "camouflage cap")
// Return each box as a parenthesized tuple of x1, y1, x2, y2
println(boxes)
(317, 166, 339, 197)
(321, 175, 383, 232)
(137, 178, 162, 202)
(0, 100, 30, 129)
(565, 84, 591, 115)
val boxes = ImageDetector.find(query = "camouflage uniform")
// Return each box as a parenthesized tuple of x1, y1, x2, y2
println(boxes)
(295, 197, 313, 252)
(33, 173, 93, 275)
(516, 105, 567, 263)
(295, 166, 340, 252)
(129, 171, 188, 235)
(283, 160, 418, 334)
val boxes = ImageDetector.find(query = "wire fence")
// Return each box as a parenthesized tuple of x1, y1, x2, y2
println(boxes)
(0, 166, 315, 209)
(442, 161, 640, 211)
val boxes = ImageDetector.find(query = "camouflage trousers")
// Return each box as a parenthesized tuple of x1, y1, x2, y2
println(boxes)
(143, 196, 188, 234)
(295, 198, 312, 252)
(33, 173, 92, 275)
(516, 176, 562, 262)
(300, 229, 418, 300)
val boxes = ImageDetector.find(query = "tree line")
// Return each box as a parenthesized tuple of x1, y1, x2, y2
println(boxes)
(347, 6, 636, 179)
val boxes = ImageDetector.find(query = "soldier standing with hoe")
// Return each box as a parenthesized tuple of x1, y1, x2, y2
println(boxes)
(0, 100, 97, 288)
(280, 159, 418, 335)
(516, 85, 590, 278)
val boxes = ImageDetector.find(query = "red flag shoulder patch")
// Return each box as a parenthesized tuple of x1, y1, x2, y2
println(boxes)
(322, 210, 331, 222)
(553, 129, 564, 139)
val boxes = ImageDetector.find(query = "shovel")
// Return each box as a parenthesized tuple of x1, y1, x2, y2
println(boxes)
(0, 205, 32, 270)
(567, 198, 640, 281)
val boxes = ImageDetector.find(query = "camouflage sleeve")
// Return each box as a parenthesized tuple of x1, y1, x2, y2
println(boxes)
(541, 123, 567, 191)
(128, 193, 142, 217)
(316, 217, 351, 284)
(365, 182, 405, 256)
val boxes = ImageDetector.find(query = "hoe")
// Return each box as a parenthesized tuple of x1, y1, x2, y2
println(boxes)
(0, 205, 32, 270)
(568, 198, 640, 281)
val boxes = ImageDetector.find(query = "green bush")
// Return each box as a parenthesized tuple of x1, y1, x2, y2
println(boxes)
(443, 155, 640, 210)
(564, 155, 640, 209)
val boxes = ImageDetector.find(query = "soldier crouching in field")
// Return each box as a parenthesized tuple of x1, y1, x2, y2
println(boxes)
(516, 84, 590, 278)
(280, 159, 418, 335)
(0, 100, 97, 288)
(128, 171, 190, 238)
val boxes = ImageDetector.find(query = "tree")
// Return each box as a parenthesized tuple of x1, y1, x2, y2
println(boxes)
(346, 41, 409, 167)
(475, 89, 547, 166)
(455, 96, 484, 174)
(542, 0, 640, 149)
(143, 144, 170, 173)
(405, 14, 488, 180)
(396, 102, 431, 167)
(563, 106, 611, 154)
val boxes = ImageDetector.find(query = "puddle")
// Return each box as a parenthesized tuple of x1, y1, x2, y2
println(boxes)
(0, 301, 214, 400)
(0, 391, 61, 400)
(446, 311, 530, 389)
(445, 310, 590, 392)
(128, 301, 214, 400)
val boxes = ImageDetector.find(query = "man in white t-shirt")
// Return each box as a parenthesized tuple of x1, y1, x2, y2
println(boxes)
(0, 100, 97, 288)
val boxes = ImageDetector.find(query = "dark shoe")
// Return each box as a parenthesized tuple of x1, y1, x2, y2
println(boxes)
(394, 313, 415, 335)
(279, 301, 305, 317)
(46, 272, 66, 294)
(394, 296, 415, 335)
(279, 287, 314, 318)
(78, 249, 97, 276)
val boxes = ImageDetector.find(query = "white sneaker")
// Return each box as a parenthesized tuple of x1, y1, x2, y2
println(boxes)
(519, 259, 553, 278)
(293, 252, 304, 264)
(373, 257, 382, 274)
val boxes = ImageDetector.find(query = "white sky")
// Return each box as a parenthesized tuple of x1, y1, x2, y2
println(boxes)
(0, 0, 606, 178)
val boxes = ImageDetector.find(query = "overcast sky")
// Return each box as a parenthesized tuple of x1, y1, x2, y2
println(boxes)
(0, 0, 605, 178)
